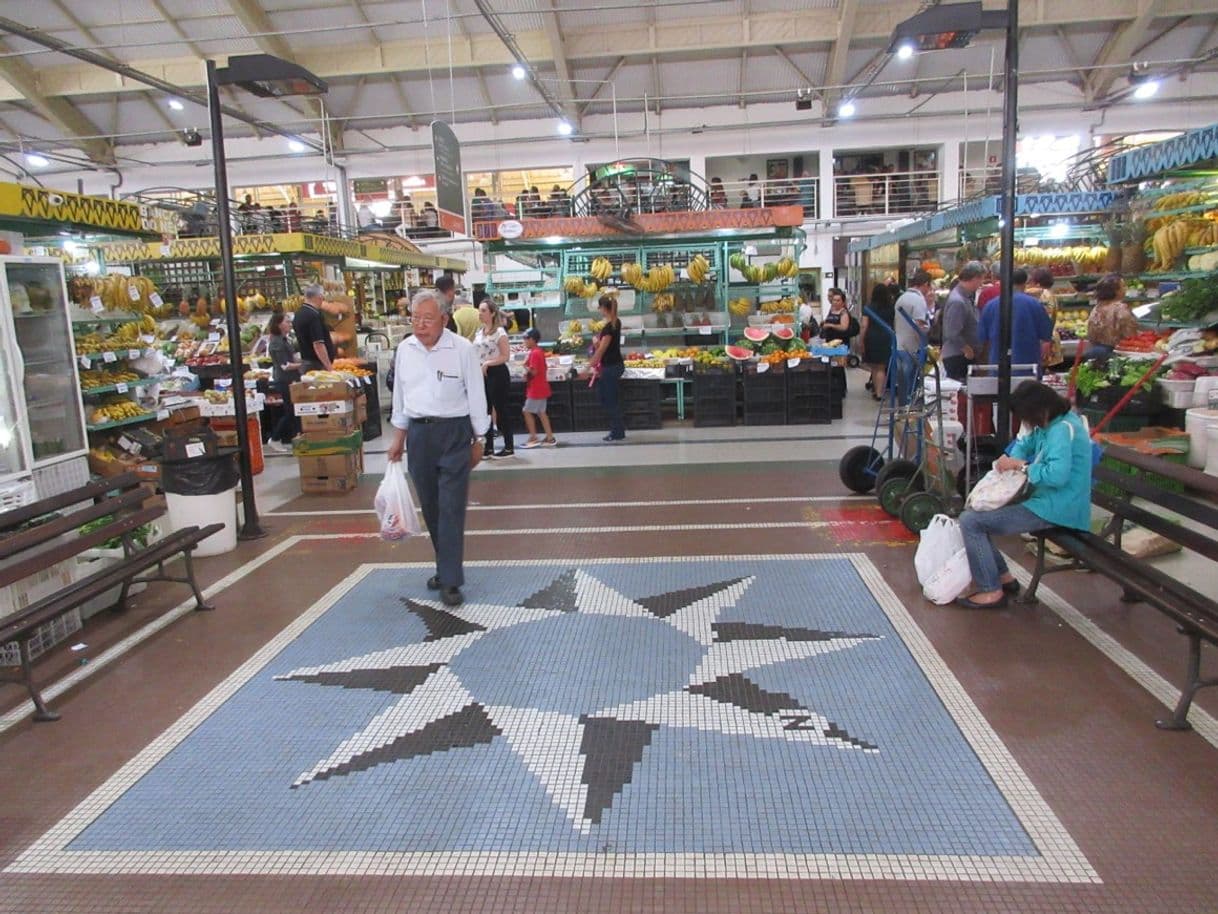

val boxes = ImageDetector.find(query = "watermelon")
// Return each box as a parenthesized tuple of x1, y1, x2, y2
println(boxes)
(742, 327, 769, 342)
(773, 326, 795, 341)
(725, 345, 753, 361)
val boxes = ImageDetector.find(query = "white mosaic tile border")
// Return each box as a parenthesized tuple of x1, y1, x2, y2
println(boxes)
(6, 553, 1099, 884)
(268, 495, 852, 517)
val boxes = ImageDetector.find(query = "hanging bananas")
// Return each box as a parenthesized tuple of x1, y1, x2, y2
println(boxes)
(687, 253, 711, 284)
(589, 257, 613, 282)
(563, 275, 601, 298)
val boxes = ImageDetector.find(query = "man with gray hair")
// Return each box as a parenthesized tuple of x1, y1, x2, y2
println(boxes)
(940, 261, 985, 381)
(293, 282, 335, 372)
(386, 289, 489, 607)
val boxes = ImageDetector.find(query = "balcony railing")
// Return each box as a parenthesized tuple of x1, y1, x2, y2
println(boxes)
(832, 169, 939, 218)
(708, 178, 818, 220)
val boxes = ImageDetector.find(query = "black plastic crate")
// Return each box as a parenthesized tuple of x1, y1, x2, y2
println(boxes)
(743, 406, 786, 426)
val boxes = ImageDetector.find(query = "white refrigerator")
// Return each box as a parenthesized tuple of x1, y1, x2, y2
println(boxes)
(0, 255, 89, 506)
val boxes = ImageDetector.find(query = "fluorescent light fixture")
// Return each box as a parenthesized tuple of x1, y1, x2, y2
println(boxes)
(512, 64, 526, 80)
(557, 119, 574, 136)
(1133, 80, 1160, 100)
(838, 101, 856, 118)
(403, 175, 426, 188)
(83, 260, 100, 275)
(1048, 221, 1070, 239)
(25, 153, 49, 168)
(63, 240, 80, 254)
(897, 43, 915, 60)
(168, 99, 185, 111)
(369, 199, 393, 218)
(288, 139, 307, 152)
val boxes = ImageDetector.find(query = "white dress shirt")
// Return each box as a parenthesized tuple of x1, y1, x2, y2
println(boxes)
(390, 329, 490, 436)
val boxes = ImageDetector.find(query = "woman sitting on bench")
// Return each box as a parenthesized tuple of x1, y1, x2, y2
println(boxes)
(956, 380, 1093, 609)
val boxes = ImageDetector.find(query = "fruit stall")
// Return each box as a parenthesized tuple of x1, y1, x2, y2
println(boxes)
(483, 217, 844, 427)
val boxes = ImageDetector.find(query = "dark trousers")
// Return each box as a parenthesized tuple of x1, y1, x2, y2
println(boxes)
(271, 380, 299, 443)
(406, 417, 473, 589)
(943, 354, 971, 382)
(597, 363, 626, 439)
(483, 364, 513, 451)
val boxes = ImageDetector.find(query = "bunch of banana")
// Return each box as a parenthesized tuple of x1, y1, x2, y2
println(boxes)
(75, 332, 108, 355)
(92, 274, 160, 314)
(760, 297, 796, 314)
(774, 256, 799, 278)
(563, 276, 600, 298)
(641, 264, 675, 293)
(589, 257, 613, 282)
(621, 262, 644, 288)
(728, 297, 752, 316)
(1154, 191, 1210, 212)
(687, 253, 712, 284)
(567, 319, 584, 335)
(80, 368, 140, 391)
(590, 319, 606, 333)
(88, 399, 148, 425)
(651, 293, 675, 313)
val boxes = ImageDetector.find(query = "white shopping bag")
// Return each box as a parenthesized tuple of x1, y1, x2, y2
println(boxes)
(965, 468, 1029, 512)
(374, 461, 423, 541)
(916, 514, 972, 605)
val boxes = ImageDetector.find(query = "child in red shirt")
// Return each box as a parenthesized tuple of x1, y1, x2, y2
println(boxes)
(520, 328, 557, 448)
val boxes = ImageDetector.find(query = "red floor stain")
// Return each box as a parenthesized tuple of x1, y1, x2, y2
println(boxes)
(809, 503, 918, 545)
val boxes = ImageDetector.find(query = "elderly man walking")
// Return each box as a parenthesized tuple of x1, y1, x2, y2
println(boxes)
(386, 291, 488, 606)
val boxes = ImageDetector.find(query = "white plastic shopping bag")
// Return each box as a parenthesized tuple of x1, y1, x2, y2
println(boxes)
(916, 514, 972, 605)
(374, 461, 422, 541)
(964, 468, 1029, 512)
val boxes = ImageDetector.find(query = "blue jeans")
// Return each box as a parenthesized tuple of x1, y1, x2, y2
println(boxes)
(597, 363, 625, 439)
(959, 504, 1051, 592)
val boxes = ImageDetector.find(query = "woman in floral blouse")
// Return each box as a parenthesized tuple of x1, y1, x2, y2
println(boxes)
(1086, 274, 1139, 358)
(1027, 267, 1063, 368)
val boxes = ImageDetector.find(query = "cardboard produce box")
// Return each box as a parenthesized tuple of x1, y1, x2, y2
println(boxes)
(298, 450, 362, 494)
(291, 379, 359, 403)
(301, 409, 361, 435)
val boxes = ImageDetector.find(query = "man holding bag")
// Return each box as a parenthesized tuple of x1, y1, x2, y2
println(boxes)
(386, 291, 489, 607)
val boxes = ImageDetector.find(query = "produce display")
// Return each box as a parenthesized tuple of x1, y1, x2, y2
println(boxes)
(622, 262, 675, 293)
(1055, 306, 1091, 341)
(79, 368, 143, 391)
(564, 275, 601, 298)
(331, 358, 374, 377)
(1158, 272, 1218, 323)
(1114, 329, 1171, 353)
(759, 297, 796, 314)
(728, 297, 752, 316)
(74, 316, 158, 355)
(70, 274, 174, 317)
(1073, 356, 1168, 398)
(87, 397, 153, 426)
(727, 253, 799, 284)
(687, 253, 712, 284)
(1002, 245, 1109, 276)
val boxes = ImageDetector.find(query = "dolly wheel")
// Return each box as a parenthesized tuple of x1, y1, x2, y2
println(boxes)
(900, 492, 945, 533)
(875, 459, 919, 492)
(839, 446, 882, 494)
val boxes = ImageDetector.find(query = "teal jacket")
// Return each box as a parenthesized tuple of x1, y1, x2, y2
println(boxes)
(1009, 412, 1093, 530)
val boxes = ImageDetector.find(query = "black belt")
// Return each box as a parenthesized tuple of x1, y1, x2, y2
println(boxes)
(410, 415, 468, 424)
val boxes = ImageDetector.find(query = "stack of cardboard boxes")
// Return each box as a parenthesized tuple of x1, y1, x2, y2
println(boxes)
(291, 379, 366, 494)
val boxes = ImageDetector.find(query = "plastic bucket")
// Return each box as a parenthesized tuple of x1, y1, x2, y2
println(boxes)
(1184, 408, 1218, 469)
(165, 488, 238, 556)
(1193, 376, 1218, 408)
(1207, 426, 1218, 477)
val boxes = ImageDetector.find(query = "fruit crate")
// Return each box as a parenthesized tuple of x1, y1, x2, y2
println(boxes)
(571, 384, 610, 431)
(786, 364, 833, 425)
(691, 366, 738, 427)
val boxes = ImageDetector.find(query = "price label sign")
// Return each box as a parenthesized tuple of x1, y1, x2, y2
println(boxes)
(149, 292, 163, 307)
(821, 356, 830, 364)
(89, 295, 103, 313)
(128, 348, 141, 360)
(756, 362, 770, 373)
(118, 435, 138, 454)
(208, 332, 221, 343)
(157, 409, 170, 421)
(79, 355, 92, 369)
(102, 351, 117, 363)
(185, 442, 206, 459)
(128, 284, 140, 302)
(787, 357, 801, 369)
(698, 326, 714, 336)
(115, 382, 129, 394)
(140, 334, 155, 344)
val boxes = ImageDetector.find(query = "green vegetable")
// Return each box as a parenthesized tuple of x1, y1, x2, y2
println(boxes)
(1159, 272, 1218, 323)
(78, 516, 152, 551)
(1074, 362, 1111, 398)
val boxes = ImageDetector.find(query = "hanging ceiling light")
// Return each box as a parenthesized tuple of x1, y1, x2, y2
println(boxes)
(512, 64, 526, 80)
(24, 152, 49, 168)
(168, 99, 185, 111)
(557, 120, 574, 136)
(287, 138, 307, 152)
(897, 43, 915, 60)
(1133, 79, 1160, 100)
(838, 100, 857, 118)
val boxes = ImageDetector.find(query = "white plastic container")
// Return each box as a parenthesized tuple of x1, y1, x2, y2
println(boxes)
(1206, 426, 1218, 477)
(1192, 375, 1218, 408)
(1184, 407, 1218, 469)
(165, 489, 238, 556)
(927, 418, 964, 453)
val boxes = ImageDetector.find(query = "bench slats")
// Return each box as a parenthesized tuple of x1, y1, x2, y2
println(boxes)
(1090, 490, 1218, 565)
(0, 486, 156, 562)
(0, 501, 165, 591)
(0, 524, 223, 645)
(0, 473, 142, 535)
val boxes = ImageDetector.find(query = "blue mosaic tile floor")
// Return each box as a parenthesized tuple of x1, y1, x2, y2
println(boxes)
(65, 557, 1038, 860)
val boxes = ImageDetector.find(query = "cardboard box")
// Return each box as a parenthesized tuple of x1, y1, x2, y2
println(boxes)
(293, 398, 355, 417)
(88, 447, 140, 478)
(298, 450, 362, 494)
(291, 379, 359, 403)
(162, 426, 220, 461)
(300, 410, 360, 435)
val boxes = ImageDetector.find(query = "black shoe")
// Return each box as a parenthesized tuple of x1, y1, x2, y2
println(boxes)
(955, 593, 1009, 610)
(1001, 580, 1021, 596)
(602, 434, 624, 442)
(440, 586, 464, 607)
(482, 450, 495, 460)
(494, 448, 514, 458)
(426, 574, 440, 591)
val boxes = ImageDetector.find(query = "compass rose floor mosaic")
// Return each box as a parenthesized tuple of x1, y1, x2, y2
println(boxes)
(8, 556, 1094, 883)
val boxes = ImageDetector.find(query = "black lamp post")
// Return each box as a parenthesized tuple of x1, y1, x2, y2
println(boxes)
(890, 1, 1019, 445)
(205, 54, 327, 539)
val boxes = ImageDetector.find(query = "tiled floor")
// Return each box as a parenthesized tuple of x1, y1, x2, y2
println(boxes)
(1, 381, 1216, 913)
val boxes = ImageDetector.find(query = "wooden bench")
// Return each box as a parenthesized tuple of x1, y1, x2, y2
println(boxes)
(0, 473, 223, 722)
(1020, 444, 1218, 731)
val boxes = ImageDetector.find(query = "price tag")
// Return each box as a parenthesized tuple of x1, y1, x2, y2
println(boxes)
(89, 295, 103, 313)
(141, 334, 155, 344)
(103, 351, 117, 363)
(362, 375, 372, 386)
(821, 356, 830, 363)
(698, 326, 713, 336)
(157, 409, 169, 421)
(128, 283, 140, 302)
(115, 382, 129, 394)
(117, 435, 138, 454)
(149, 292, 163, 307)
(79, 355, 92, 369)
(787, 357, 801, 369)
(128, 348, 141, 360)
(185, 442, 206, 459)
(208, 332, 220, 343)
(757, 362, 770, 373)
(244, 379, 258, 389)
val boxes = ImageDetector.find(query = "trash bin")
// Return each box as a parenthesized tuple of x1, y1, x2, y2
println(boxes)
(160, 448, 241, 556)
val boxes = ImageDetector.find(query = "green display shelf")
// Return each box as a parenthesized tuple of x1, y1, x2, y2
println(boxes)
(85, 412, 158, 433)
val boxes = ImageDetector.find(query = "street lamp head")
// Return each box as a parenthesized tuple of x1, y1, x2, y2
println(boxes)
(215, 53, 327, 98)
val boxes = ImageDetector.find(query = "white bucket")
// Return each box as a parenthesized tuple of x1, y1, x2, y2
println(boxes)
(1206, 426, 1218, 477)
(165, 488, 238, 556)
(1192, 376, 1218, 408)
(1184, 408, 1218, 469)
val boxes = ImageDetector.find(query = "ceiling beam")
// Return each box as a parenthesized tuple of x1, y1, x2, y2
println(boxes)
(775, 46, 818, 100)
(823, 0, 859, 112)
(577, 57, 624, 117)
(737, 49, 747, 109)
(2, 0, 1214, 104)
(1086, 0, 1167, 100)
(0, 40, 113, 164)
(542, 0, 580, 124)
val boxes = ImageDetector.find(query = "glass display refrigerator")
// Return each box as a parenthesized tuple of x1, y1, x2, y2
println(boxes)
(0, 255, 89, 504)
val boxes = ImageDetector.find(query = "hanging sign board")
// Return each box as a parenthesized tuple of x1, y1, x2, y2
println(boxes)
(431, 121, 466, 235)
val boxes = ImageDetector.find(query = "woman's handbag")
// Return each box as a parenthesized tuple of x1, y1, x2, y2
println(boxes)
(965, 468, 1030, 511)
